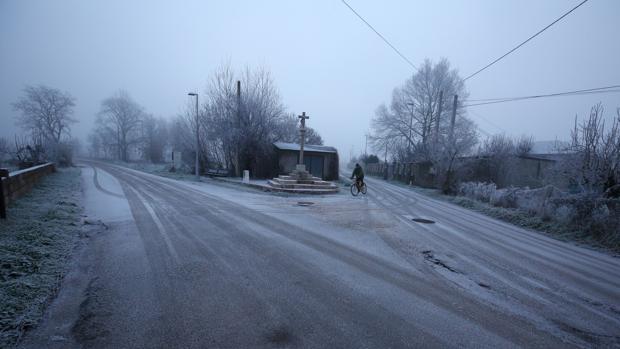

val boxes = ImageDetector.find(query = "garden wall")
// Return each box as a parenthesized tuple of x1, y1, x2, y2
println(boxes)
(1, 163, 56, 217)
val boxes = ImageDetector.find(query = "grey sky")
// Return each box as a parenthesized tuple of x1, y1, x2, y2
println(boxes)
(1, 0, 619, 158)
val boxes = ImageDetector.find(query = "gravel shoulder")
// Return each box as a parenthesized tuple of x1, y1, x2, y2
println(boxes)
(0, 167, 83, 348)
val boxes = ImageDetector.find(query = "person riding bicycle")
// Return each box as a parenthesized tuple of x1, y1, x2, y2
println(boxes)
(350, 163, 365, 188)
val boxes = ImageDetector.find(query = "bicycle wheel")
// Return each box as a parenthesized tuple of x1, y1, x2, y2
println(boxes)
(361, 183, 367, 194)
(350, 183, 359, 196)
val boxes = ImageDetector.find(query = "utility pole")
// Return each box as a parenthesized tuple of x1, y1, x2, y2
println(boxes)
(383, 141, 388, 180)
(449, 94, 458, 144)
(188, 92, 199, 180)
(364, 133, 369, 158)
(188, 92, 200, 180)
(235, 80, 241, 177)
(435, 90, 443, 146)
(406, 102, 414, 157)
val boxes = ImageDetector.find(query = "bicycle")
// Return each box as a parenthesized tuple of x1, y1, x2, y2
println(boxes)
(350, 178, 367, 196)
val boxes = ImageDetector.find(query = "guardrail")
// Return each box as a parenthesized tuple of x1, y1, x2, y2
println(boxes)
(0, 163, 56, 219)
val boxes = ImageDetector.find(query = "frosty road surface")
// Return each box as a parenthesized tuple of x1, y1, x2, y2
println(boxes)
(22, 162, 620, 348)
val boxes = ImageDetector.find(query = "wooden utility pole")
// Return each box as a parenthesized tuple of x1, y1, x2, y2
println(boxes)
(235, 80, 241, 177)
(187, 92, 199, 180)
(298, 112, 309, 165)
(449, 94, 458, 143)
(435, 90, 444, 146)
(383, 142, 388, 180)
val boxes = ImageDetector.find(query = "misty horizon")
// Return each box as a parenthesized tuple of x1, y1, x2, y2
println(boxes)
(2, 0, 619, 159)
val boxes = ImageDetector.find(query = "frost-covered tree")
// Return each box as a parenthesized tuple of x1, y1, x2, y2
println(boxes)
(96, 91, 144, 161)
(432, 115, 478, 193)
(12, 85, 77, 144)
(203, 64, 322, 176)
(140, 115, 168, 163)
(12, 85, 78, 164)
(371, 58, 469, 162)
(481, 133, 517, 187)
(370, 58, 478, 192)
(553, 103, 620, 193)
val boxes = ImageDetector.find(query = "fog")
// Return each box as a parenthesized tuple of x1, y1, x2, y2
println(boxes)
(1, 0, 619, 157)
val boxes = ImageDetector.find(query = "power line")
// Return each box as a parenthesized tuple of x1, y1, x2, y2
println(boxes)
(465, 85, 620, 103)
(468, 110, 507, 134)
(463, 0, 589, 82)
(340, 0, 417, 71)
(463, 84, 620, 107)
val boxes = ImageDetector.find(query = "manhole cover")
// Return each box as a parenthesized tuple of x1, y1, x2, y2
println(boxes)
(297, 201, 314, 206)
(412, 218, 435, 224)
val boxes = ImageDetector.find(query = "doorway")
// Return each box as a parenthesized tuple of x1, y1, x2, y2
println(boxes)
(304, 155, 324, 179)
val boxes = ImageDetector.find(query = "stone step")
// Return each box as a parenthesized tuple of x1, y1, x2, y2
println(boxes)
(265, 185, 339, 194)
(268, 180, 337, 190)
(272, 178, 333, 186)
(278, 175, 322, 181)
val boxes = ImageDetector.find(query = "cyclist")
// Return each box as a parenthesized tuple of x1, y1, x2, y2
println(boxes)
(350, 163, 365, 189)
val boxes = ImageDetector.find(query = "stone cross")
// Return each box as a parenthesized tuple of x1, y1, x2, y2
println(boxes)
(298, 112, 309, 165)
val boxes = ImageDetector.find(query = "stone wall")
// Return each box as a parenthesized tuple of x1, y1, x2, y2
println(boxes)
(1, 163, 56, 212)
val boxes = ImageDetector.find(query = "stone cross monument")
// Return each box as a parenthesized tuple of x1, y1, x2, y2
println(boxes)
(298, 112, 309, 166)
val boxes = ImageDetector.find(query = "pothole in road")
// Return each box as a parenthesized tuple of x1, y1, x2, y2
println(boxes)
(296, 201, 314, 206)
(412, 218, 435, 224)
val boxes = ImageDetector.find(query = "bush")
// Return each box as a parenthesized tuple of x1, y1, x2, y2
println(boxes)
(458, 182, 496, 203)
(457, 182, 620, 251)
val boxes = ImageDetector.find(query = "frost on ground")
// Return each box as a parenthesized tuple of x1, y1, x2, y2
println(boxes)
(413, 181, 620, 254)
(0, 168, 82, 348)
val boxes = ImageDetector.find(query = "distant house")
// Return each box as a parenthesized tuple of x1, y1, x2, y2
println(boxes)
(273, 142, 339, 181)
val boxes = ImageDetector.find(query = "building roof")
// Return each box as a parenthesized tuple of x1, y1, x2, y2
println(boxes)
(273, 142, 337, 154)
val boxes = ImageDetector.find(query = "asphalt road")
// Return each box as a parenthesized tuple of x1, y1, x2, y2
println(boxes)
(21, 162, 620, 348)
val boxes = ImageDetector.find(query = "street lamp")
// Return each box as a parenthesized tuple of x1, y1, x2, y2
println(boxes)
(188, 92, 199, 180)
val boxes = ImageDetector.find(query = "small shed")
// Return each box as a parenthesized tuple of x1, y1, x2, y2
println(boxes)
(273, 142, 339, 181)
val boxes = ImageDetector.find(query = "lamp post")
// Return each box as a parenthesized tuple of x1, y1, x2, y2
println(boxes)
(188, 92, 199, 180)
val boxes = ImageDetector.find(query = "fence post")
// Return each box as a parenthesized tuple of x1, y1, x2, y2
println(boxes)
(0, 168, 8, 219)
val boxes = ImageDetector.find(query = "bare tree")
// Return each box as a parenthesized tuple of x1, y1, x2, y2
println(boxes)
(432, 115, 478, 193)
(277, 114, 324, 145)
(203, 64, 317, 177)
(555, 103, 620, 193)
(12, 85, 77, 144)
(480, 134, 517, 187)
(141, 115, 168, 163)
(515, 135, 534, 156)
(96, 91, 144, 161)
(371, 58, 468, 162)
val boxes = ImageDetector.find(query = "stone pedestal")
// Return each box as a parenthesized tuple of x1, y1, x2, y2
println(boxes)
(290, 164, 311, 181)
(266, 163, 338, 194)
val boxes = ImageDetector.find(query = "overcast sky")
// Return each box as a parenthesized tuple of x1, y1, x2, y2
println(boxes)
(1, 0, 619, 158)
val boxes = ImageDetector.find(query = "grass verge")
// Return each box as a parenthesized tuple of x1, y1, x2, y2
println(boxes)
(377, 178, 618, 255)
(0, 168, 83, 348)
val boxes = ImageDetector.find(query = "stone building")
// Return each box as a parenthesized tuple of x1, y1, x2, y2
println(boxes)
(273, 142, 339, 181)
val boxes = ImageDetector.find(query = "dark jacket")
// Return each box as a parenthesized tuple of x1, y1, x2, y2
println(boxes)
(351, 165, 364, 179)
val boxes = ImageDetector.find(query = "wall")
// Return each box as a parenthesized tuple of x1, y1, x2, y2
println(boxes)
(276, 150, 339, 180)
(1, 163, 56, 211)
(365, 155, 558, 189)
